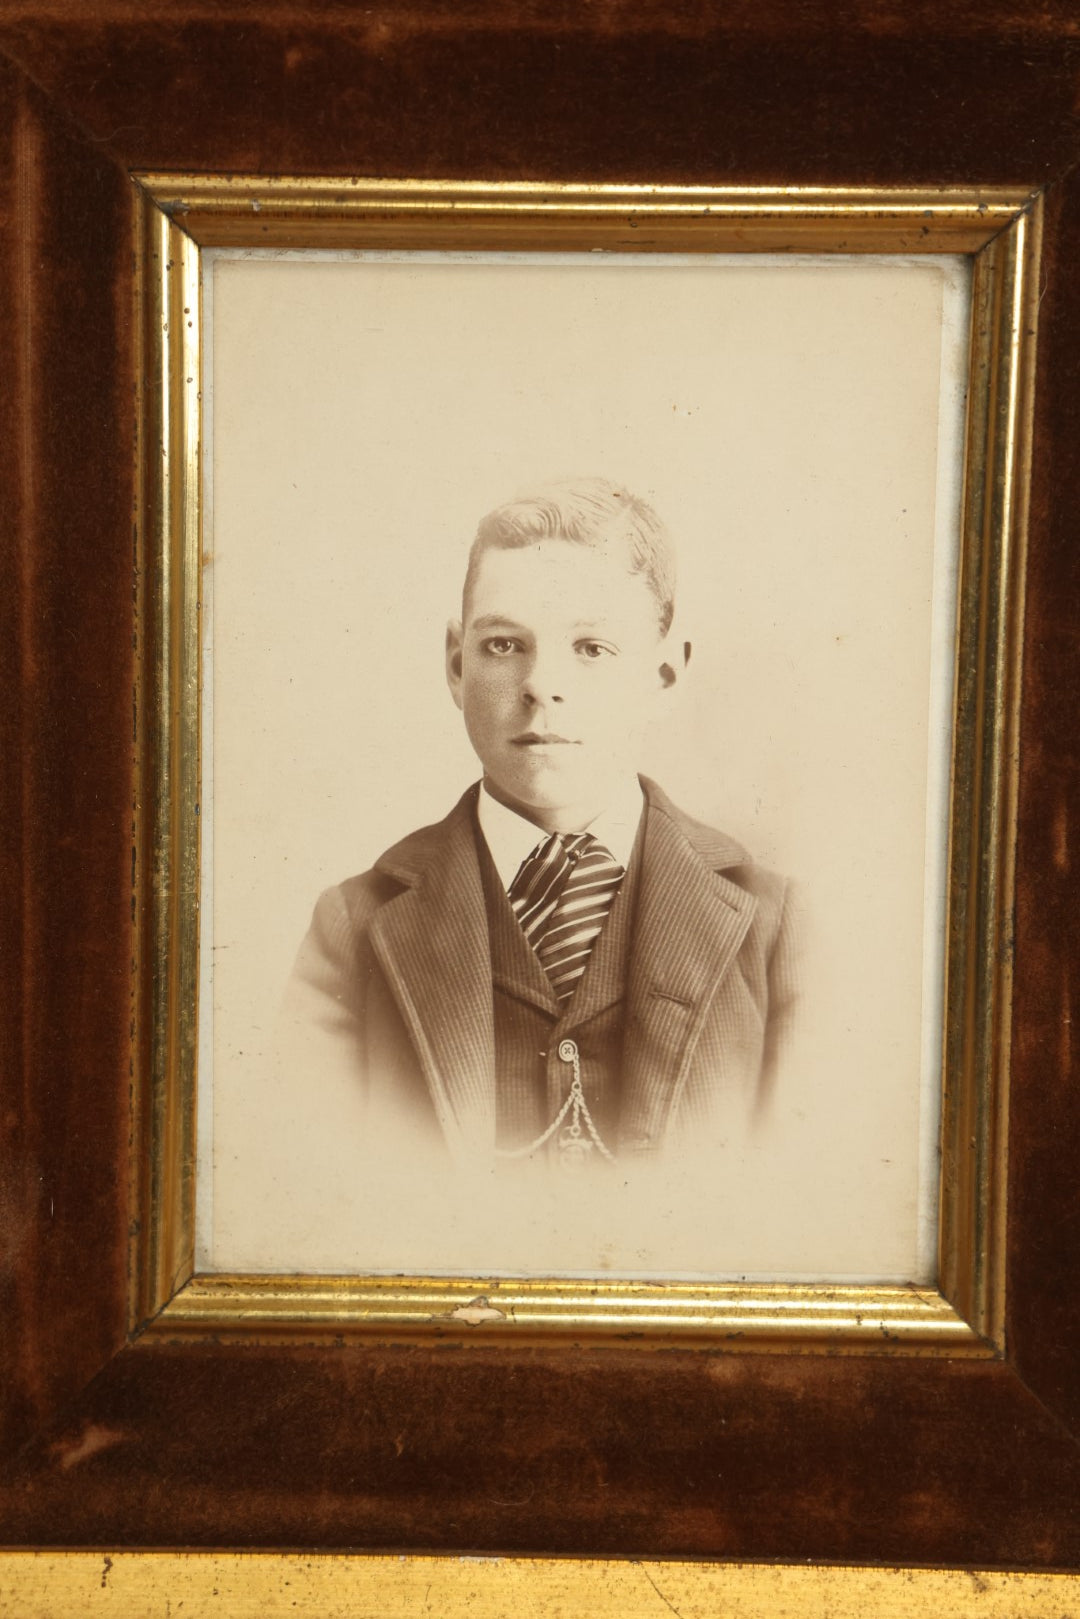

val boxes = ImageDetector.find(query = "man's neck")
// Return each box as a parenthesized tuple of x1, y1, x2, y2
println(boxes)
(480, 776, 629, 835)
(477, 776, 644, 890)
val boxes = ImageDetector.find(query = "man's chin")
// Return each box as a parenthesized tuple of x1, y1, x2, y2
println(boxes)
(484, 766, 609, 821)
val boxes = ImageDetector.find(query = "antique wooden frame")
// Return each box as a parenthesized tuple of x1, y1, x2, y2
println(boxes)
(3, 5, 1080, 1614)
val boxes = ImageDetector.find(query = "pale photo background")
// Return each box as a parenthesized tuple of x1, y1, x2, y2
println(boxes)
(198, 251, 969, 1281)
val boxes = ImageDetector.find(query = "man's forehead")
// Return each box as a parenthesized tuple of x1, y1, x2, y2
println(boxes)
(469, 610, 621, 632)
(466, 540, 647, 606)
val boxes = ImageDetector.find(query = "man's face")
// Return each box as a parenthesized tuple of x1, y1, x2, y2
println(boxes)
(446, 539, 681, 830)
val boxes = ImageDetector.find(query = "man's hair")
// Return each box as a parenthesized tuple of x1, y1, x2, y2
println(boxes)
(465, 477, 676, 636)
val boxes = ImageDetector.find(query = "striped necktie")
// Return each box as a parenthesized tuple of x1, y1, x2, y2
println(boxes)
(508, 832, 625, 1003)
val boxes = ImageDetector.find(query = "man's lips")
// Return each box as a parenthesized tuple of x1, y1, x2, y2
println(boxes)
(511, 732, 579, 746)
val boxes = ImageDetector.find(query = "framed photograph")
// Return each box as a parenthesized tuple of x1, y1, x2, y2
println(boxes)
(133, 179, 1024, 1355)
(3, 6, 1080, 1614)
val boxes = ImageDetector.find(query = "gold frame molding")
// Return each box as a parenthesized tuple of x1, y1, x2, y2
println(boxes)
(131, 177, 1042, 1353)
(1, 1551, 1076, 1618)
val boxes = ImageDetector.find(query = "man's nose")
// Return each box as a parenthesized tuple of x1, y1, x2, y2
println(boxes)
(521, 651, 565, 705)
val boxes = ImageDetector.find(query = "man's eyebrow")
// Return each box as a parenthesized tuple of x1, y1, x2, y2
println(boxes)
(469, 615, 618, 634)
(470, 614, 524, 632)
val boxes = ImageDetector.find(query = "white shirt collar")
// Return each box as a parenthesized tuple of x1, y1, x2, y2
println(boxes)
(476, 778, 644, 891)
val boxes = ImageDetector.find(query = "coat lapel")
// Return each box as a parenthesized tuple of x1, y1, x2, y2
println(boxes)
(483, 853, 561, 1017)
(368, 787, 496, 1156)
(619, 782, 758, 1151)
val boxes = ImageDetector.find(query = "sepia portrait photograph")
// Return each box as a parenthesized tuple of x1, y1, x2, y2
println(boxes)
(195, 248, 969, 1286)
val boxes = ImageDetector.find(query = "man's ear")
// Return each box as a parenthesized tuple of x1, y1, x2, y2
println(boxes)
(658, 636, 691, 690)
(445, 619, 465, 709)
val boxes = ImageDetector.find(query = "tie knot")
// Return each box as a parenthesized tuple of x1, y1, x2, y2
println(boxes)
(551, 831, 622, 868)
(521, 830, 601, 869)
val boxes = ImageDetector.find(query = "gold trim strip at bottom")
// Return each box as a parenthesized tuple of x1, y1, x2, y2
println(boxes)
(149, 1275, 989, 1352)
(0, 1553, 1075, 1619)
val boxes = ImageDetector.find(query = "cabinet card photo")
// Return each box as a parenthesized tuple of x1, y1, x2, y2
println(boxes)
(196, 249, 968, 1284)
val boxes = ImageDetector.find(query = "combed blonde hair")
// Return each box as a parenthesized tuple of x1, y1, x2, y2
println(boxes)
(466, 477, 676, 636)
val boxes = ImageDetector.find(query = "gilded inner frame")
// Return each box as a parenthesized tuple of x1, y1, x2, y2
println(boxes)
(130, 179, 1042, 1351)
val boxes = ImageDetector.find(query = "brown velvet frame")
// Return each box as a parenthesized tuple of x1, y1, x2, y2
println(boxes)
(2, 0, 1080, 1568)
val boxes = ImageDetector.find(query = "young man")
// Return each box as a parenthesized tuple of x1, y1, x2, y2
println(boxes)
(284, 478, 799, 1172)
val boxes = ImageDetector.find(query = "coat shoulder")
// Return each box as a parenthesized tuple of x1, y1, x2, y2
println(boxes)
(322, 785, 480, 929)
(644, 780, 792, 936)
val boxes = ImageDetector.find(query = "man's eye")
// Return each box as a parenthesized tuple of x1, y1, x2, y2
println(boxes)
(484, 637, 520, 655)
(577, 640, 615, 659)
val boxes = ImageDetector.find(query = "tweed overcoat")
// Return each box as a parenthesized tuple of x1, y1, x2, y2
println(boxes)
(283, 777, 800, 1164)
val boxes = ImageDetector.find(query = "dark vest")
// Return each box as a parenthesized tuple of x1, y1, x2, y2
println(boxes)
(474, 819, 643, 1165)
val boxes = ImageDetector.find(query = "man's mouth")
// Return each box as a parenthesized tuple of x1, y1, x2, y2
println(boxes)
(511, 732, 579, 747)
